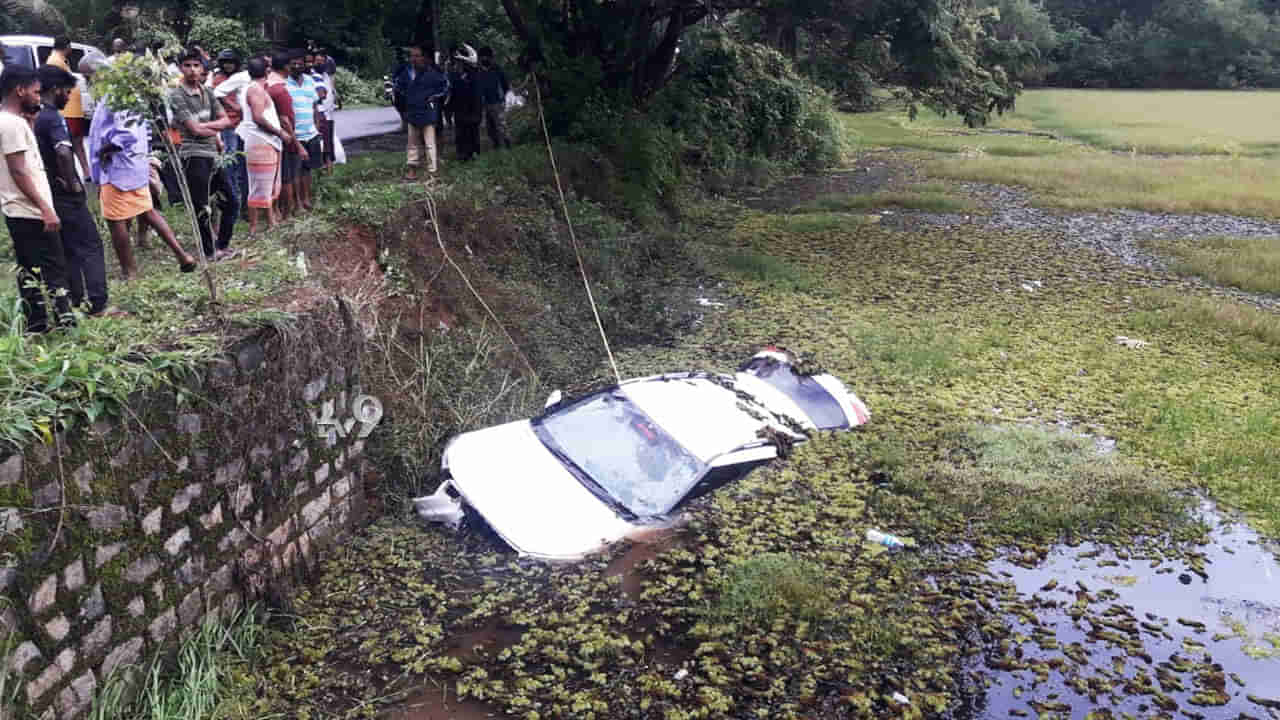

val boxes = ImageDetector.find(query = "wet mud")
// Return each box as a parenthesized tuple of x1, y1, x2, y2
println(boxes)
(978, 502, 1280, 719)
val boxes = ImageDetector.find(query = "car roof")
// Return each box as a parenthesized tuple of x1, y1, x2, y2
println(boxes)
(622, 374, 770, 463)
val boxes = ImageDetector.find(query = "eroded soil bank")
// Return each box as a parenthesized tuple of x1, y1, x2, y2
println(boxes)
(224, 150, 1280, 720)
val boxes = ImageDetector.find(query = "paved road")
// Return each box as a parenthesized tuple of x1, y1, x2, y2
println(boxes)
(334, 107, 401, 142)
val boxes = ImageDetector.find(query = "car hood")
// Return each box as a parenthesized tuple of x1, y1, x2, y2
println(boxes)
(443, 420, 637, 560)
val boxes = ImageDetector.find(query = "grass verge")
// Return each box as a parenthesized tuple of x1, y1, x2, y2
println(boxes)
(1139, 235, 1280, 295)
(90, 607, 266, 720)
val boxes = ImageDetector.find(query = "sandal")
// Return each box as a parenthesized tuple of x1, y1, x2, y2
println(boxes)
(179, 260, 197, 273)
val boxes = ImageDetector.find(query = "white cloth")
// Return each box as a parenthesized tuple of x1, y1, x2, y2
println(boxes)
(310, 70, 337, 117)
(213, 70, 252, 101)
(236, 81, 283, 151)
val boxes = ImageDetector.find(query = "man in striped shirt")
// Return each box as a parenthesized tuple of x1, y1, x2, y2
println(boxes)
(286, 51, 321, 212)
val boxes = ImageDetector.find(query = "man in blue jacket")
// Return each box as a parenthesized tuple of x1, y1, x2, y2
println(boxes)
(395, 44, 449, 179)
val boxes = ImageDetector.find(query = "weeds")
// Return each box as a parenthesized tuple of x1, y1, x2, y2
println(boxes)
(720, 249, 819, 293)
(792, 188, 980, 215)
(707, 553, 833, 624)
(900, 424, 1189, 540)
(1140, 235, 1280, 296)
(1128, 288, 1280, 351)
(89, 607, 264, 720)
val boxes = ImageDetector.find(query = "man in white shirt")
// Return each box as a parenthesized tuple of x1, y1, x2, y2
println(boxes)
(0, 66, 72, 332)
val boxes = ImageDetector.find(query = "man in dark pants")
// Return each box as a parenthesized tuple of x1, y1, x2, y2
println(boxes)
(35, 66, 108, 315)
(0, 67, 72, 333)
(450, 45, 484, 163)
(476, 47, 511, 150)
(168, 48, 237, 260)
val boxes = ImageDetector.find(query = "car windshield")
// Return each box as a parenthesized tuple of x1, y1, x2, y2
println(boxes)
(533, 390, 703, 517)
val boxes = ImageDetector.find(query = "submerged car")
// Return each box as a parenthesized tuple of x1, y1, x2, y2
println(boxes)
(414, 349, 870, 560)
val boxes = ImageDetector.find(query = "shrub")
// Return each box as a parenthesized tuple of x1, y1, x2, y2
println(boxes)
(650, 30, 842, 173)
(333, 67, 387, 107)
(708, 553, 834, 624)
(186, 13, 253, 57)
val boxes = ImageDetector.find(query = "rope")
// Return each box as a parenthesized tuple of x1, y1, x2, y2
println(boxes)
(422, 187, 538, 381)
(530, 74, 624, 386)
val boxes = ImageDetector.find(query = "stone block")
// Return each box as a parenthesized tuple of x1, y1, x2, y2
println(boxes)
(302, 491, 331, 529)
(314, 462, 330, 486)
(64, 558, 85, 592)
(79, 584, 104, 621)
(267, 518, 293, 547)
(0, 507, 21, 534)
(142, 506, 162, 535)
(285, 448, 309, 477)
(303, 374, 328, 402)
(332, 475, 352, 500)
(0, 453, 20, 487)
(26, 663, 62, 703)
(199, 503, 223, 531)
(205, 563, 233, 598)
(127, 596, 145, 618)
(95, 543, 124, 568)
(44, 614, 70, 642)
(217, 527, 247, 553)
(149, 607, 177, 644)
(179, 590, 203, 626)
(33, 482, 59, 507)
(249, 444, 271, 468)
(55, 648, 75, 672)
(58, 670, 96, 718)
(82, 616, 112, 661)
(86, 505, 129, 533)
(171, 483, 204, 514)
(71, 462, 94, 496)
(214, 458, 245, 487)
(176, 413, 202, 434)
(124, 555, 160, 584)
(232, 486, 253, 517)
(130, 474, 154, 504)
(29, 574, 57, 615)
(8, 641, 41, 674)
(177, 555, 206, 587)
(102, 637, 143, 681)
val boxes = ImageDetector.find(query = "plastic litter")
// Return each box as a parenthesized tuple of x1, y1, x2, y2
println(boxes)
(891, 692, 910, 705)
(674, 668, 689, 681)
(866, 529, 906, 549)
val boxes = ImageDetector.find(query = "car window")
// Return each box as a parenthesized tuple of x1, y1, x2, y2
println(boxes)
(1, 44, 34, 69)
(740, 358, 848, 430)
(37, 46, 52, 65)
(534, 391, 703, 517)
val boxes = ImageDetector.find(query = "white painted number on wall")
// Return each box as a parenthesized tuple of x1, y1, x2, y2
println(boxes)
(314, 394, 384, 439)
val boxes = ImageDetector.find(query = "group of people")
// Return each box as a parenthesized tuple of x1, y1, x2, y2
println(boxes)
(0, 35, 343, 334)
(393, 43, 510, 179)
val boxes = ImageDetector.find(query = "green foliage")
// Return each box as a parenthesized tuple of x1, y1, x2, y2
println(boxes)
(332, 67, 386, 107)
(708, 553, 834, 624)
(649, 31, 841, 173)
(185, 13, 254, 57)
(90, 606, 264, 720)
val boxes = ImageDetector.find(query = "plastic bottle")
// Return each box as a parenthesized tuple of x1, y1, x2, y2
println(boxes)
(865, 528, 906, 549)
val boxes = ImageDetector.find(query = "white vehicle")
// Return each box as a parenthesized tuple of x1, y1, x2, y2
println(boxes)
(0, 34, 102, 75)
(415, 349, 870, 561)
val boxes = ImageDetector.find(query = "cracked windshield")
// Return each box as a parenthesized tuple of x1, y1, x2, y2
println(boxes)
(2, 0, 1280, 718)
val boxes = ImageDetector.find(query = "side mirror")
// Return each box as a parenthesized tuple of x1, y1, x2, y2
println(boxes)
(544, 389, 563, 409)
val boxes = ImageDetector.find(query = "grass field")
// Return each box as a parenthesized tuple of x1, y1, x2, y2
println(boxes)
(842, 89, 1280, 217)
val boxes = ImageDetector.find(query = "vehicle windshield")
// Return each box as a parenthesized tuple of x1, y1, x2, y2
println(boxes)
(533, 390, 704, 517)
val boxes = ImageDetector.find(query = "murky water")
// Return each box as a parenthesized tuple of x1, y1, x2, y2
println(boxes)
(978, 503, 1280, 719)
(381, 688, 506, 720)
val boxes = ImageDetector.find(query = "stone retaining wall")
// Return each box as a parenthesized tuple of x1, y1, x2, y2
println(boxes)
(1, 304, 369, 719)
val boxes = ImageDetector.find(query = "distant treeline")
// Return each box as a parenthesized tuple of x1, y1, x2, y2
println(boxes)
(985, 0, 1280, 89)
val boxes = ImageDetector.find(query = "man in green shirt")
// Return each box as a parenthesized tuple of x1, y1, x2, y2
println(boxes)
(168, 47, 238, 261)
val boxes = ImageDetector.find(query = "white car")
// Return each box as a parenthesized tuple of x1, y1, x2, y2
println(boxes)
(414, 349, 870, 560)
(0, 34, 102, 74)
